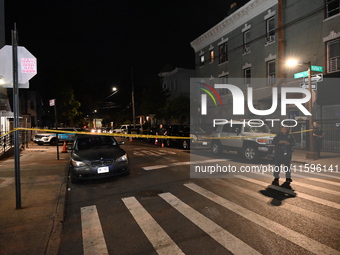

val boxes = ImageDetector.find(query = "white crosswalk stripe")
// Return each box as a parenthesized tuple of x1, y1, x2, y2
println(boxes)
(210, 179, 340, 230)
(184, 183, 340, 255)
(158, 192, 261, 255)
(79, 176, 340, 254)
(251, 172, 340, 195)
(81, 205, 108, 255)
(122, 196, 184, 255)
(236, 175, 340, 210)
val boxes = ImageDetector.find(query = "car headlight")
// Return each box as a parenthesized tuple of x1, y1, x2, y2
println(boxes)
(117, 154, 128, 162)
(71, 159, 87, 167)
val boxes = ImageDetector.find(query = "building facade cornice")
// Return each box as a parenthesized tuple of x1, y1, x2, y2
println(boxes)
(190, 0, 278, 52)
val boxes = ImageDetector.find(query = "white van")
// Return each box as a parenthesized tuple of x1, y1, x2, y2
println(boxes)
(112, 124, 142, 134)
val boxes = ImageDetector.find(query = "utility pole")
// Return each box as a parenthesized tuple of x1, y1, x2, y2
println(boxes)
(131, 67, 136, 128)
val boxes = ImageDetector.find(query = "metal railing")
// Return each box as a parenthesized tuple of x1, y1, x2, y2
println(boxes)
(0, 130, 29, 158)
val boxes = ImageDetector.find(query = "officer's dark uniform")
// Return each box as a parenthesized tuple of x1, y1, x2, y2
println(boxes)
(313, 126, 324, 157)
(272, 130, 295, 180)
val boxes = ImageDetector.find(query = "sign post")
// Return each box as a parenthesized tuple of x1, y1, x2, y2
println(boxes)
(50, 99, 59, 160)
(8, 24, 37, 209)
(12, 25, 21, 209)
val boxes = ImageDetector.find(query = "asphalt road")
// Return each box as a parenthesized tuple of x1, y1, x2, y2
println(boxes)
(58, 138, 340, 255)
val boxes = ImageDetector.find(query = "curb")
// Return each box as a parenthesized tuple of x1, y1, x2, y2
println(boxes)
(45, 166, 69, 255)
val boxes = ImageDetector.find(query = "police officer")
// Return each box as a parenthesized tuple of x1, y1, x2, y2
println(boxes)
(156, 124, 167, 147)
(312, 122, 324, 158)
(272, 126, 295, 183)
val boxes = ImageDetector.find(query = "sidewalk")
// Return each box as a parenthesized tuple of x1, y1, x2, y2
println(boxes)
(0, 142, 69, 255)
(291, 148, 340, 166)
(0, 142, 339, 255)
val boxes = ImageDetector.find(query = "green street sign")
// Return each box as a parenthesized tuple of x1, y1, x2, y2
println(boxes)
(294, 71, 308, 79)
(311, 65, 323, 72)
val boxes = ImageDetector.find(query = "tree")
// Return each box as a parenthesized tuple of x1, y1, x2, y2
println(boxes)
(57, 87, 81, 126)
(140, 76, 169, 117)
(161, 94, 190, 124)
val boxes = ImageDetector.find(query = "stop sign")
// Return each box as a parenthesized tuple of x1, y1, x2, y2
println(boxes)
(0, 45, 37, 88)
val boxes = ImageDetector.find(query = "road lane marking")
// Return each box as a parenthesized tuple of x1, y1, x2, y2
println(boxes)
(81, 205, 108, 255)
(235, 175, 340, 210)
(211, 179, 340, 230)
(159, 192, 261, 255)
(143, 159, 227, 171)
(122, 196, 184, 255)
(143, 165, 168, 171)
(184, 183, 340, 255)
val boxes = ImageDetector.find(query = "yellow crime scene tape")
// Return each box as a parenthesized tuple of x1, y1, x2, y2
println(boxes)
(1, 127, 314, 140)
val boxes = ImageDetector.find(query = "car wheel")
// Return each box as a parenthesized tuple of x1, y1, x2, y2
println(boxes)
(242, 145, 258, 162)
(211, 142, 222, 155)
(182, 140, 189, 150)
(50, 138, 57, 146)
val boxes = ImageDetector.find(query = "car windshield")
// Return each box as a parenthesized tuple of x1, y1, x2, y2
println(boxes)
(244, 124, 271, 133)
(76, 136, 117, 150)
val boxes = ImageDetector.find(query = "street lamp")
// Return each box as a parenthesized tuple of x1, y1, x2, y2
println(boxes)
(102, 87, 118, 101)
(286, 59, 318, 159)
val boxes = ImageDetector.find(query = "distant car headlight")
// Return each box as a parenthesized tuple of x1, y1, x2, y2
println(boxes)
(117, 154, 128, 163)
(71, 159, 87, 167)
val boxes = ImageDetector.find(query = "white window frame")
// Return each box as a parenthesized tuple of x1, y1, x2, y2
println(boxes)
(327, 38, 340, 73)
(326, 0, 340, 18)
(267, 60, 276, 86)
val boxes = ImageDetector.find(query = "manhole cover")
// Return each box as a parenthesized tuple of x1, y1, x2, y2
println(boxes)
(139, 189, 163, 197)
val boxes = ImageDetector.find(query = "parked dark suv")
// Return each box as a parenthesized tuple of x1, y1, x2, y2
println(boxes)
(166, 124, 210, 150)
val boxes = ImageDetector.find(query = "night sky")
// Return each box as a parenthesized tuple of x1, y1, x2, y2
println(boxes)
(4, 0, 250, 106)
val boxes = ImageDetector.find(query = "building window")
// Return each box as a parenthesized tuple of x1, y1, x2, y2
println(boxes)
(243, 30, 250, 54)
(244, 67, 251, 85)
(200, 55, 205, 67)
(327, 39, 340, 73)
(210, 50, 214, 63)
(326, 0, 340, 18)
(266, 17, 275, 44)
(219, 43, 228, 64)
(267, 60, 276, 86)
(219, 75, 229, 95)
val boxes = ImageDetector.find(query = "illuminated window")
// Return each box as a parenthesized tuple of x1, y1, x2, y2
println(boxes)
(200, 55, 205, 67)
(210, 50, 214, 63)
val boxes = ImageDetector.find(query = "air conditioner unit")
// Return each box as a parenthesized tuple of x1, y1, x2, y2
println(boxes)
(266, 35, 275, 44)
